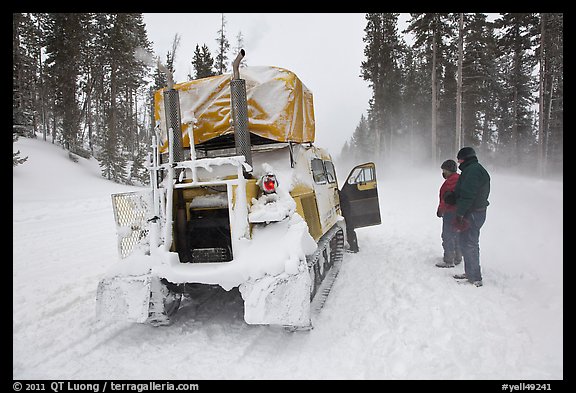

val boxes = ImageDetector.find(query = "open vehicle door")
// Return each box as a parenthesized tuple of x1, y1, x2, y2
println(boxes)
(340, 162, 381, 229)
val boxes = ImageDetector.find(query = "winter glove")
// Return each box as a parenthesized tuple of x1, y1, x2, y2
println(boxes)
(436, 208, 443, 218)
(452, 215, 470, 232)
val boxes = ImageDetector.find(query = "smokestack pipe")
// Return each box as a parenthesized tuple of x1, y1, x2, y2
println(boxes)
(158, 59, 184, 170)
(232, 49, 245, 80)
(230, 49, 252, 173)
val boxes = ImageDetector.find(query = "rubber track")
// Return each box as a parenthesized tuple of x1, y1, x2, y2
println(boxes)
(308, 225, 345, 315)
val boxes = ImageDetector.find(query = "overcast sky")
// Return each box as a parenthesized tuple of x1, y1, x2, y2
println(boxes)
(143, 13, 412, 156)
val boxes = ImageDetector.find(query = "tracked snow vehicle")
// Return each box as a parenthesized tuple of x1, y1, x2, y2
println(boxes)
(96, 50, 381, 329)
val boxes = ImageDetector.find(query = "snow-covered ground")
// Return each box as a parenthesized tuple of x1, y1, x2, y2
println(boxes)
(13, 136, 562, 380)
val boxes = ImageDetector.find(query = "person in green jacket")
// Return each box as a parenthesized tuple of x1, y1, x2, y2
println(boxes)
(452, 147, 490, 287)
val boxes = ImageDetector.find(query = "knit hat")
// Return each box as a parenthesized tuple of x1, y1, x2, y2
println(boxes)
(457, 147, 476, 160)
(441, 159, 458, 173)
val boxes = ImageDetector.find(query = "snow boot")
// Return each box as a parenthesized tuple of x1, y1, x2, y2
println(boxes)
(453, 273, 467, 279)
(457, 279, 483, 287)
(435, 261, 455, 268)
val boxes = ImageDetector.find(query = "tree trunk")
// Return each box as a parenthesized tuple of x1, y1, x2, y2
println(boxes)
(38, 41, 47, 142)
(52, 115, 57, 144)
(134, 89, 139, 155)
(431, 32, 438, 163)
(545, 74, 555, 170)
(456, 13, 464, 156)
(512, 86, 518, 165)
(110, 64, 117, 146)
(537, 13, 546, 177)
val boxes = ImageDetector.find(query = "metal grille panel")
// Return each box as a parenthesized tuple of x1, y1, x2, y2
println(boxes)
(111, 191, 153, 259)
(191, 248, 231, 263)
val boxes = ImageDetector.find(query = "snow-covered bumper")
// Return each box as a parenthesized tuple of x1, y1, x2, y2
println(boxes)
(96, 212, 317, 327)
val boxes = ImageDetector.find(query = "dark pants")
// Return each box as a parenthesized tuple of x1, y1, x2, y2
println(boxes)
(346, 225, 359, 252)
(442, 211, 462, 263)
(459, 209, 486, 282)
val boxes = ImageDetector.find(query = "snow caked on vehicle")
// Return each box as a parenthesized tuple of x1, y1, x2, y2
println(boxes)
(96, 50, 381, 330)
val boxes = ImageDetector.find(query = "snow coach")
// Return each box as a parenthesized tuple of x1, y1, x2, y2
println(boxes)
(96, 50, 381, 330)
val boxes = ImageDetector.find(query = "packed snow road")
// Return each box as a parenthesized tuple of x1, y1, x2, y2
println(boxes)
(13, 137, 562, 379)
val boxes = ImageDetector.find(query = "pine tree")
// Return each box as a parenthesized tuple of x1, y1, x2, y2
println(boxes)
(350, 114, 375, 161)
(167, 33, 180, 80)
(360, 13, 403, 164)
(79, 13, 108, 155)
(13, 13, 30, 137)
(44, 13, 90, 151)
(191, 44, 216, 79)
(95, 13, 152, 184)
(436, 14, 459, 160)
(338, 140, 351, 166)
(13, 13, 47, 140)
(404, 13, 455, 163)
(78, 14, 96, 152)
(537, 13, 563, 174)
(13, 134, 29, 167)
(99, 126, 127, 182)
(233, 31, 247, 67)
(398, 46, 431, 164)
(128, 148, 150, 185)
(461, 13, 500, 155)
(493, 13, 539, 168)
(215, 14, 230, 74)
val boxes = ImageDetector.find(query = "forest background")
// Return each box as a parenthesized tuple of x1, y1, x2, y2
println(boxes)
(12, 13, 563, 180)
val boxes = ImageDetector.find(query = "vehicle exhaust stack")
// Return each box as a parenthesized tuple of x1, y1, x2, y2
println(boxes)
(230, 49, 252, 173)
(158, 60, 184, 168)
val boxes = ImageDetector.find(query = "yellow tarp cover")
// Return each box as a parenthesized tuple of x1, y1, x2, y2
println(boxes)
(154, 66, 315, 153)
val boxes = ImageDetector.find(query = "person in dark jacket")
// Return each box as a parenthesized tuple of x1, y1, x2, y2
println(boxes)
(435, 159, 462, 268)
(452, 147, 490, 287)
